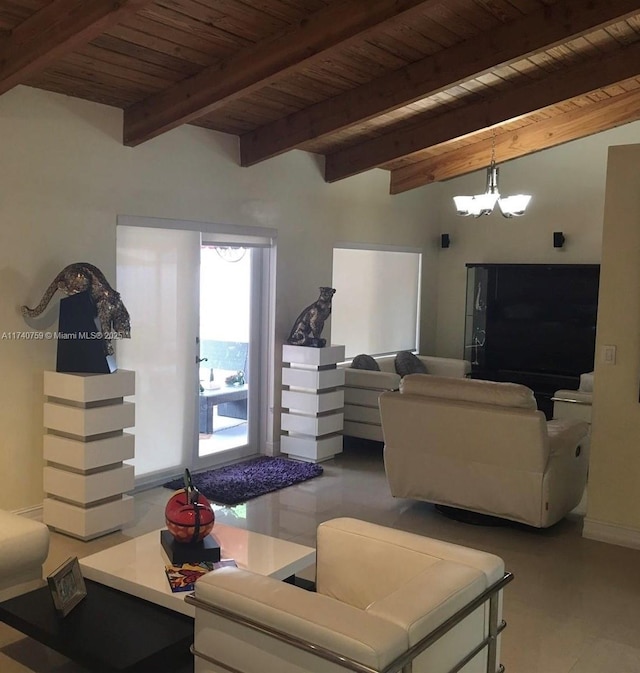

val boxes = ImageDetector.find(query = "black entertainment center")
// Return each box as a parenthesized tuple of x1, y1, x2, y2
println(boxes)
(464, 263, 600, 418)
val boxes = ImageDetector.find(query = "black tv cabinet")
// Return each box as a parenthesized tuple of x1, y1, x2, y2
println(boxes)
(464, 264, 599, 419)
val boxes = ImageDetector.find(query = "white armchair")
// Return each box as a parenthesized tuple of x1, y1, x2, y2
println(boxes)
(0, 510, 50, 601)
(379, 375, 590, 528)
(188, 517, 512, 673)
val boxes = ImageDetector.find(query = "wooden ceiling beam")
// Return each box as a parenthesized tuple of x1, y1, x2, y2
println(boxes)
(324, 41, 640, 182)
(0, 0, 152, 96)
(389, 89, 640, 194)
(123, 0, 442, 147)
(240, 0, 640, 167)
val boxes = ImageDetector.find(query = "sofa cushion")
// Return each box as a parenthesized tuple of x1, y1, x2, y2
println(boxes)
(366, 561, 486, 646)
(400, 374, 537, 410)
(395, 351, 428, 377)
(351, 354, 380, 371)
(373, 356, 398, 374)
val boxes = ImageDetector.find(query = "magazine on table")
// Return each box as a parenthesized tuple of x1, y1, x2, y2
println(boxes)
(165, 559, 237, 593)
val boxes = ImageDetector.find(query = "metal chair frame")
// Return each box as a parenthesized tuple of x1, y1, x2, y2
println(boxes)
(187, 571, 514, 673)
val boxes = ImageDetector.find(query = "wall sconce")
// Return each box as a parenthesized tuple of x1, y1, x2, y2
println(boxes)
(441, 233, 451, 249)
(553, 232, 565, 248)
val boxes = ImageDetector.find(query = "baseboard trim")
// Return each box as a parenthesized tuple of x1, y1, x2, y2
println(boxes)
(11, 505, 44, 522)
(583, 518, 640, 550)
(265, 439, 280, 456)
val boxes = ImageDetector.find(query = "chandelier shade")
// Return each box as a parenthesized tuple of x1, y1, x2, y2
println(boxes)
(453, 193, 499, 217)
(497, 194, 532, 218)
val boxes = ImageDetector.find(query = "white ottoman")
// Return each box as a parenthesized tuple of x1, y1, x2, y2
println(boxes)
(0, 510, 50, 601)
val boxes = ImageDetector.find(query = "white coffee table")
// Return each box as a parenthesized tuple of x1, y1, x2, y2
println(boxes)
(80, 524, 316, 617)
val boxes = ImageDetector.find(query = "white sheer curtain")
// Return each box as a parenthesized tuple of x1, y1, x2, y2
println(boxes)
(116, 225, 200, 481)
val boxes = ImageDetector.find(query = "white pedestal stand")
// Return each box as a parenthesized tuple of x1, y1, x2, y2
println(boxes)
(281, 345, 345, 463)
(42, 370, 136, 540)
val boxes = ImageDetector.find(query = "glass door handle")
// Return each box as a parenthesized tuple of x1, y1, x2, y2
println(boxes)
(196, 357, 208, 364)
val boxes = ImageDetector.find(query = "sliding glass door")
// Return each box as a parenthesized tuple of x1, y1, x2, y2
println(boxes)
(116, 218, 272, 487)
(194, 244, 259, 470)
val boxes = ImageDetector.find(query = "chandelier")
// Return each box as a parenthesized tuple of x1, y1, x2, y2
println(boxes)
(453, 134, 531, 218)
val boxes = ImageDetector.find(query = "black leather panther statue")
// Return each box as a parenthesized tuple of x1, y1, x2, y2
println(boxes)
(286, 287, 336, 348)
(21, 262, 131, 355)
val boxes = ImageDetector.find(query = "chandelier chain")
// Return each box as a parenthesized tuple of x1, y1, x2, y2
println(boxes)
(490, 129, 496, 167)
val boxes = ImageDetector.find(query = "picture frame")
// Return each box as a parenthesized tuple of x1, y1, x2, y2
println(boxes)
(47, 556, 87, 617)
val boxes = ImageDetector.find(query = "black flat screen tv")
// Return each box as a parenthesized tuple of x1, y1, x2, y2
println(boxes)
(475, 264, 600, 378)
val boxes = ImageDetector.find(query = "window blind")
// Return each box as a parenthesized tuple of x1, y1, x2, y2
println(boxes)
(331, 246, 422, 360)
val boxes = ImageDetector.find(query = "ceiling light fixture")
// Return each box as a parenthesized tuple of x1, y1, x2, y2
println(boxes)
(453, 133, 531, 218)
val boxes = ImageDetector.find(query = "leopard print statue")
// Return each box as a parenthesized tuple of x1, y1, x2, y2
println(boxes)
(21, 262, 131, 355)
(286, 287, 336, 348)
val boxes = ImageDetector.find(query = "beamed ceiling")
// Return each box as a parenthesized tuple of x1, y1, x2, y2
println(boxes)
(3, 0, 640, 193)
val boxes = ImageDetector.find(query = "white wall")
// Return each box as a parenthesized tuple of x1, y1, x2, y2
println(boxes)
(585, 143, 640, 544)
(433, 122, 640, 359)
(0, 86, 438, 511)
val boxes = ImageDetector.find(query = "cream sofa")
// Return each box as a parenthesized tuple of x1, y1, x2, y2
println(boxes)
(379, 375, 590, 528)
(189, 517, 512, 673)
(552, 370, 594, 424)
(340, 354, 471, 441)
(0, 510, 50, 601)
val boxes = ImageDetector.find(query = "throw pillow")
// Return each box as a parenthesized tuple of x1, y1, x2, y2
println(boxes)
(350, 354, 380, 371)
(395, 351, 428, 377)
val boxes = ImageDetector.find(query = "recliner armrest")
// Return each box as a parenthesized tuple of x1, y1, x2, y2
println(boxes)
(194, 567, 408, 671)
(546, 418, 589, 456)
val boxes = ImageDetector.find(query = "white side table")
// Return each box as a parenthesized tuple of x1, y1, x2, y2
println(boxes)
(281, 344, 345, 462)
(42, 370, 135, 540)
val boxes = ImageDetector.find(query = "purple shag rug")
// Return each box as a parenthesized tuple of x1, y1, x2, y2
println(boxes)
(163, 457, 323, 506)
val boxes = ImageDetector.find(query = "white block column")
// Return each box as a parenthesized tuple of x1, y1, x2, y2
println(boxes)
(281, 345, 345, 463)
(42, 370, 136, 540)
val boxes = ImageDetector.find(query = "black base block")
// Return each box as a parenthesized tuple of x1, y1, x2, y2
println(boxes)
(160, 529, 221, 564)
(56, 291, 115, 374)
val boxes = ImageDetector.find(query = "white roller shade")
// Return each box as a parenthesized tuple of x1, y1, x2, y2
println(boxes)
(116, 225, 200, 478)
(331, 246, 422, 359)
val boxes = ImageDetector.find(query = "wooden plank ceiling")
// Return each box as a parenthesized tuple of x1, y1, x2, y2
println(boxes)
(2, 0, 640, 193)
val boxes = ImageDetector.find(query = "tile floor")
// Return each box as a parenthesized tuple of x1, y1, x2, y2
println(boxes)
(2, 443, 640, 672)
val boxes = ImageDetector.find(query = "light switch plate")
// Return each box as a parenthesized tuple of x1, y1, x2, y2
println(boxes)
(603, 345, 616, 365)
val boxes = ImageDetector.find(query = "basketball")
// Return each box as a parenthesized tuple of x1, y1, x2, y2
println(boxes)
(165, 489, 215, 543)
